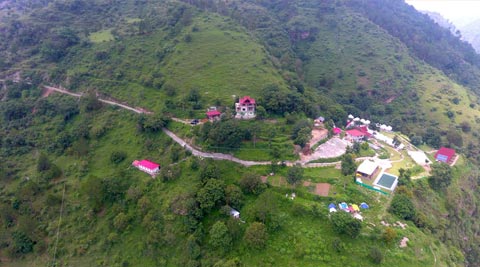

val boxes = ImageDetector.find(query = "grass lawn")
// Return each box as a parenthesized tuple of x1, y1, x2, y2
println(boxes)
(161, 14, 288, 106)
(387, 150, 417, 176)
(89, 28, 114, 43)
(303, 166, 342, 183)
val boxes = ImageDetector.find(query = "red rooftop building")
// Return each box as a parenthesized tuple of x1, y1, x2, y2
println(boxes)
(346, 127, 371, 142)
(235, 96, 256, 119)
(434, 147, 456, 165)
(206, 110, 221, 121)
(333, 127, 342, 135)
(133, 159, 160, 176)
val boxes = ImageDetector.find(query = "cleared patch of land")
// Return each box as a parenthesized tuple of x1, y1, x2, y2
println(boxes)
(89, 29, 114, 43)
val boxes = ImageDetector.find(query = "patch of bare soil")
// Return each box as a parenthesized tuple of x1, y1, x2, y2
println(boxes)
(41, 86, 55, 97)
(384, 96, 397, 103)
(301, 128, 328, 158)
(315, 183, 331, 196)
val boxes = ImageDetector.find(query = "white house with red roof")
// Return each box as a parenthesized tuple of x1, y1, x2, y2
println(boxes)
(132, 159, 160, 176)
(345, 127, 371, 142)
(235, 96, 256, 119)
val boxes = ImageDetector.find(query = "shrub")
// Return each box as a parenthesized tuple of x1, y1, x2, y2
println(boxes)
(110, 151, 127, 164)
(382, 227, 397, 244)
(388, 194, 416, 220)
(113, 212, 129, 232)
(11, 231, 34, 256)
(239, 173, 265, 195)
(369, 247, 383, 264)
(37, 153, 52, 172)
(330, 211, 362, 238)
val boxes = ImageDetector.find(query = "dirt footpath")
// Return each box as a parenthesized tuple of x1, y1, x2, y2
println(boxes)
(309, 128, 328, 146)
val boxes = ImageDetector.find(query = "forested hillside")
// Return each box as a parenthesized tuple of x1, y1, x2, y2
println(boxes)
(1, 0, 480, 266)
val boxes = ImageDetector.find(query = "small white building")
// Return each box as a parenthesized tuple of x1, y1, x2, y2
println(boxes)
(230, 209, 240, 219)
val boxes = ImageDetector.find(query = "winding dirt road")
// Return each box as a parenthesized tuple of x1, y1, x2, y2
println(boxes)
(42, 85, 275, 166)
(41, 85, 356, 167)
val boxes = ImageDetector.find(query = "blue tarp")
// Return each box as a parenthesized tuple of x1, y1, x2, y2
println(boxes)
(360, 202, 369, 209)
(328, 203, 336, 209)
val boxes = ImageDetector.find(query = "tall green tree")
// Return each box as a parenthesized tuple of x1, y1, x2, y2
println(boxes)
(197, 179, 225, 211)
(341, 154, 357, 176)
(294, 127, 312, 148)
(37, 152, 51, 172)
(209, 221, 232, 253)
(286, 164, 304, 186)
(252, 191, 280, 231)
(225, 185, 244, 209)
(239, 173, 265, 195)
(388, 194, 416, 220)
(244, 222, 268, 249)
(207, 120, 244, 149)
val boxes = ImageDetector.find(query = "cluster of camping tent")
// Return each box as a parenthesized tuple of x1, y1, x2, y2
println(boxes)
(347, 114, 394, 132)
(329, 202, 369, 216)
(329, 202, 369, 220)
(347, 114, 371, 126)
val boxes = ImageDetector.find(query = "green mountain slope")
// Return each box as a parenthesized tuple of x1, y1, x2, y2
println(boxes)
(301, 1, 480, 151)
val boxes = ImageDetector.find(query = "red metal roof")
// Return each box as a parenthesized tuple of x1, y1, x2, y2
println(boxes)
(138, 160, 160, 170)
(357, 126, 371, 136)
(206, 110, 221, 117)
(239, 96, 255, 105)
(346, 129, 366, 137)
(333, 127, 342, 134)
(435, 147, 456, 162)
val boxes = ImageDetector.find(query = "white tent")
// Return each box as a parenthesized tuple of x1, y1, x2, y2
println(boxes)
(348, 114, 354, 119)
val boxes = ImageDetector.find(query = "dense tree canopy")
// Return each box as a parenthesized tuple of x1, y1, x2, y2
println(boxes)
(428, 163, 453, 191)
(209, 221, 232, 253)
(389, 194, 416, 220)
(244, 222, 268, 249)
